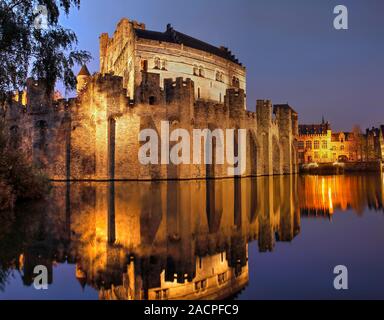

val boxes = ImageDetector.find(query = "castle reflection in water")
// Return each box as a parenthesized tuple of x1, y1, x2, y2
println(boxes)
(0, 174, 383, 300)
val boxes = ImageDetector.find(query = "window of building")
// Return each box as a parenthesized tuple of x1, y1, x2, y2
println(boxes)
(149, 96, 156, 105)
(322, 153, 328, 159)
(306, 141, 312, 150)
(314, 152, 319, 159)
(197, 87, 201, 99)
(298, 141, 304, 149)
(155, 289, 169, 300)
(199, 66, 205, 77)
(218, 272, 227, 285)
(194, 280, 208, 292)
(314, 141, 320, 150)
(141, 60, 148, 72)
(161, 59, 167, 70)
(232, 76, 240, 88)
(322, 141, 328, 149)
(216, 71, 224, 82)
(193, 65, 199, 76)
(154, 57, 160, 69)
(340, 145, 345, 151)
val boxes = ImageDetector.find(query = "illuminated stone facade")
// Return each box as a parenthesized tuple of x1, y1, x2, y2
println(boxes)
(297, 121, 384, 164)
(2, 18, 299, 180)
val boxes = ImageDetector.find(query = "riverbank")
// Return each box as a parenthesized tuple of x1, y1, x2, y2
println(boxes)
(300, 161, 382, 175)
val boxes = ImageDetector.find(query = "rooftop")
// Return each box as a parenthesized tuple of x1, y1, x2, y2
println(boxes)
(134, 24, 243, 66)
(78, 65, 91, 77)
(299, 123, 331, 135)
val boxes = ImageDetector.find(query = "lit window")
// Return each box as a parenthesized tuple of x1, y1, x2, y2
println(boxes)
(306, 141, 312, 150)
(314, 141, 320, 150)
(322, 141, 327, 149)
(298, 141, 304, 149)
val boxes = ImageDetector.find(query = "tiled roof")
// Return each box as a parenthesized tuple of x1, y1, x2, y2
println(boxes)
(134, 24, 242, 66)
(299, 123, 330, 135)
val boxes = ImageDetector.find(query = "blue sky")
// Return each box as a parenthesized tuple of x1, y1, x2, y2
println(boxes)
(60, 0, 384, 131)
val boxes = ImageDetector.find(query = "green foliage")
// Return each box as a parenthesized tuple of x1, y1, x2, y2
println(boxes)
(0, 120, 50, 210)
(0, 0, 91, 101)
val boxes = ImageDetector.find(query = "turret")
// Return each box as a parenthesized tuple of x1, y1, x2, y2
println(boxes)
(77, 65, 91, 93)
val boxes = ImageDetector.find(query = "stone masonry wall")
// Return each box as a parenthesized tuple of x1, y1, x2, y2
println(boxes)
(3, 72, 298, 181)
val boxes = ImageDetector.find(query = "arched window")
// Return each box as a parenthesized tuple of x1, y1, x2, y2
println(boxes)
(161, 59, 167, 70)
(232, 76, 240, 88)
(193, 65, 199, 76)
(154, 57, 161, 69)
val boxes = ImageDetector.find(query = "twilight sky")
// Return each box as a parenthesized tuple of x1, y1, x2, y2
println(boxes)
(60, 0, 383, 131)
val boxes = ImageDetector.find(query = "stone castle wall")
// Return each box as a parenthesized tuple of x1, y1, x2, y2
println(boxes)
(3, 71, 298, 181)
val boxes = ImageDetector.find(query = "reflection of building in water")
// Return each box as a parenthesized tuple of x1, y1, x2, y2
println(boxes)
(1, 176, 300, 300)
(68, 176, 299, 300)
(299, 174, 384, 218)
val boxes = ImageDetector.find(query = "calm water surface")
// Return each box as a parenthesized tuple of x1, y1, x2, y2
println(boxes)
(0, 174, 384, 300)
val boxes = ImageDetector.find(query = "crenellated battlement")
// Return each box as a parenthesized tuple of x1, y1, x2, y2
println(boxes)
(164, 77, 195, 105)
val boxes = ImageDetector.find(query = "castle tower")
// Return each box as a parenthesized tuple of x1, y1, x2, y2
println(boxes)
(77, 65, 91, 93)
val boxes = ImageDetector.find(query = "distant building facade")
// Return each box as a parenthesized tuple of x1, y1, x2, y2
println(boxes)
(298, 120, 384, 164)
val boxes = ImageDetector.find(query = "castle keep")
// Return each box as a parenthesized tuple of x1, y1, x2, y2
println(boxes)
(2, 18, 299, 181)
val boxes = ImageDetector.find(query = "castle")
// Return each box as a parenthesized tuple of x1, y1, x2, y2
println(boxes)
(1, 18, 299, 181)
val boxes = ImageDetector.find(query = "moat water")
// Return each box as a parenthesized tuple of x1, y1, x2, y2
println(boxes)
(0, 174, 384, 300)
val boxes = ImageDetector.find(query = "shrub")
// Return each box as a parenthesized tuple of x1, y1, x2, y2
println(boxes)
(0, 120, 50, 210)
